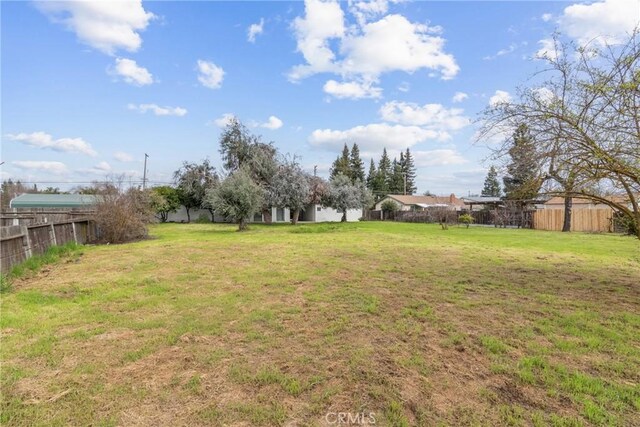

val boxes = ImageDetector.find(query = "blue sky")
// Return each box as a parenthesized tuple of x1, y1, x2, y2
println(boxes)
(2, 0, 638, 195)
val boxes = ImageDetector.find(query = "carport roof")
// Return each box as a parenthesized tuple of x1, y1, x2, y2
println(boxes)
(9, 193, 100, 208)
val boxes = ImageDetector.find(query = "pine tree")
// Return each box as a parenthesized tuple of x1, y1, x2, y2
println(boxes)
(366, 159, 377, 190)
(403, 148, 417, 194)
(330, 144, 351, 180)
(389, 158, 405, 194)
(503, 124, 542, 200)
(481, 166, 501, 197)
(377, 148, 392, 193)
(349, 143, 365, 183)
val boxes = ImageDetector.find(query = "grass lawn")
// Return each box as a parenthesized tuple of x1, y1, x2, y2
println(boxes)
(1, 222, 639, 426)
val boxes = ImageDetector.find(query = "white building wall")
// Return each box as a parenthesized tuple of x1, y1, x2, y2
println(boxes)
(312, 205, 362, 222)
(166, 206, 291, 223)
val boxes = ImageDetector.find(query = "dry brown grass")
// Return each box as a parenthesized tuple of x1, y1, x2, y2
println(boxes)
(1, 222, 639, 426)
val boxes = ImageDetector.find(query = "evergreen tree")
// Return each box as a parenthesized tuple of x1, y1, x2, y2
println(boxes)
(366, 159, 377, 190)
(349, 143, 365, 183)
(377, 148, 392, 193)
(503, 124, 542, 200)
(403, 148, 417, 194)
(481, 166, 501, 197)
(389, 158, 405, 194)
(330, 144, 351, 180)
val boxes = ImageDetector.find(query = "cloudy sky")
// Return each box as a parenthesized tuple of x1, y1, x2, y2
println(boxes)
(2, 0, 639, 195)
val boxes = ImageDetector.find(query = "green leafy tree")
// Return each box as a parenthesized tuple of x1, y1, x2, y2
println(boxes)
(150, 186, 181, 222)
(324, 174, 372, 222)
(174, 159, 219, 222)
(481, 166, 501, 197)
(206, 168, 263, 231)
(218, 118, 279, 222)
(349, 143, 365, 183)
(268, 158, 310, 225)
(389, 158, 405, 194)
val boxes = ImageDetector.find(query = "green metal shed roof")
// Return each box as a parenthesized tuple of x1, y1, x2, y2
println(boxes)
(9, 193, 100, 208)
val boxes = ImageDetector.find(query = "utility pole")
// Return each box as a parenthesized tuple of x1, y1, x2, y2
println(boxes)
(403, 172, 407, 195)
(314, 165, 317, 177)
(142, 153, 149, 189)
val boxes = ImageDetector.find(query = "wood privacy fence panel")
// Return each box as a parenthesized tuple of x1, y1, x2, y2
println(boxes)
(0, 219, 95, 274)
(532, 209, 613, 232)
(28, 224, 55, 256)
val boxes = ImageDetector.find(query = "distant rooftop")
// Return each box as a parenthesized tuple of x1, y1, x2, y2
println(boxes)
(461, 196, 502, 204)
(10, 193, 100, 209)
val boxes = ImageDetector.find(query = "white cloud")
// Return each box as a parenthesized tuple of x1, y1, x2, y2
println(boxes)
(323, 79, 382, 99)
(114, 151, 134, 162)
(197, 60, 225, 89)
(6, 131, 97, 157)
(258, 116, 284, 130)
(309, 123, 443, 152)
(349, 0, 390, 26)
(532, 87, 555, 104)
(290, 0, 459, 94)
(483, 43, 518, 60)
(112, 58, 154, 86)
(340, 14, 459, 80)
(379, 101, 470, 131)
(12, 161, 68, 175)
(535, 38, 559, 60)
(541, 13, 553, 22)
(413, 149, 467, 167)
(291, 0, 345, 79)
(489, 90, 512, 107)
(398, 81, 410, 92)
(80, 161, 112, 175)
(248, 18, 264, 43)
(452, 92, 468, 103)
(560, 0, 640, 46)
(127, 103, 187, 116)
(35, 0, 155, 55)
(212, 113, 235, 128)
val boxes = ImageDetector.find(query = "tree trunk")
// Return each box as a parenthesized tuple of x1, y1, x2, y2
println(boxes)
(562, 196, 572, 232)
(292, 208, 300, 225)
(208, 209, 215, 223)
(238, 218, 247, 231)
(186, 207, 191, 223)
(262, 208, 272, 224)
(341, 211, 347, 222)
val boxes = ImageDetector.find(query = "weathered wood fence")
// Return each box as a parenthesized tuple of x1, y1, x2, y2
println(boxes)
(0, 219, 96, 274)
(531, 209, 614, 232)
(1, 209, 95, 226)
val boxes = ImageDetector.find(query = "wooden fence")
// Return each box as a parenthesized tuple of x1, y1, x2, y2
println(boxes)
(0, 219, 96, 274)
(532, 208, 614, 232)
(1, 209, 95, 226)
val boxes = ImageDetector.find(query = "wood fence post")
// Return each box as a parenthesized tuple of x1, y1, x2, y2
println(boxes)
(21, 225, 32, 260)
(71, 221, 78, 244)
(50, 223, 57, 246)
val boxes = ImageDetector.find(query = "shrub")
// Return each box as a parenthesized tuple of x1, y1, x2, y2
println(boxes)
(92, 181, 154, 243)
(458, 213, 474, 228)
(380, 199, 399, 220)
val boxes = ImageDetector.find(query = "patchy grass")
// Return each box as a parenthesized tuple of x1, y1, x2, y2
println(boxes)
(1, 222, 639, 426)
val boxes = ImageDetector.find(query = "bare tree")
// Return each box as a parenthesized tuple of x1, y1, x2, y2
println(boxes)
(479, 31, 640, 238)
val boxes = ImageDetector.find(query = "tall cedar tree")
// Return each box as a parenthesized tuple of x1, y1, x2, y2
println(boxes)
(502, 124, 542, 201)
(402, 148, 417, 194)
(349, 143, 365, 183)
(481, 166, 501, 197)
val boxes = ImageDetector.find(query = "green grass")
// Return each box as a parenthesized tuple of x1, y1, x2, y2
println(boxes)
(1, 222, 639, 426)
(1, 242, 83, 293)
